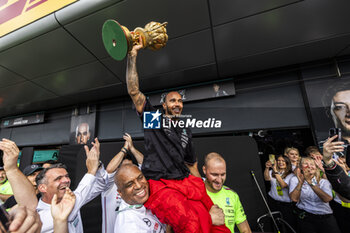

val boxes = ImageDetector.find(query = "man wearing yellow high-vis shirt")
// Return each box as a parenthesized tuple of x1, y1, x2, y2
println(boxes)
(0, 166, 13, 203)
(203, 152, 252, 233)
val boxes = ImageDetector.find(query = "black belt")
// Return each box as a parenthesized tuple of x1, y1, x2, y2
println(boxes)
(296, 207, 332, 219)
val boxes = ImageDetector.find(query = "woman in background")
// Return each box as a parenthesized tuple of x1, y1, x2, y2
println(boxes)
(284, 147, 300, 171)
(264, 155, 296, 231)
(289, 157, 340, 233)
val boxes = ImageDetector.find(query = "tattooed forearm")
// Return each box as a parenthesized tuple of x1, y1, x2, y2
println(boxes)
(126, 54, 145, 112)
(126, 55, 140, 96)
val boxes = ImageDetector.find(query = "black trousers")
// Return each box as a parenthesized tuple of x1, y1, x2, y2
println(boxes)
(296, 208, 341, 233)
(330, 200, 350, 233)
(267, 195, 297, 232)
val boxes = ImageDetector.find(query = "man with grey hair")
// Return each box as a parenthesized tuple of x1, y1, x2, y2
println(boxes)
(75, 122, 90, 144)
(35, 138, 114, 233)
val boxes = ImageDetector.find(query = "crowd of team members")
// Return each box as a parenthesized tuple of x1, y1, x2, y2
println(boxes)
(0, 131, 348, 233)
(264, 145, 350, 233)
(0, 134, 251, 233)
(0, 135, 349, 233)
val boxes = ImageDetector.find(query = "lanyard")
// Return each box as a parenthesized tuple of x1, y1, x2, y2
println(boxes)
(116, 204, 165, 231)
(116, 204, 143, 214)
(341, 201, 350, 208)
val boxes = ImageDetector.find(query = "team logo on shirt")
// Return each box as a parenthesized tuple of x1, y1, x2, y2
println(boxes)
(143, 218, 152, 227)
(144, 110, 162, 129)
(226, 197, 230, 205)
(154, 222, 159, 230)
(72, 214, 79, 228)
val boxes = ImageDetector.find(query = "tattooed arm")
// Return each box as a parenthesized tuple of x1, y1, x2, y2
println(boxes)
(127, 38, 146, 114)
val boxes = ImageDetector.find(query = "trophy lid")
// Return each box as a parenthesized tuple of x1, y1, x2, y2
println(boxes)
(102, 20, 128, 61)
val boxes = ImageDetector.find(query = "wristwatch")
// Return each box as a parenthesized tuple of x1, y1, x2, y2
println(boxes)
(308, 177, 317, 187)
(323, 159, 336, 169)
(98, 160, 103, 169)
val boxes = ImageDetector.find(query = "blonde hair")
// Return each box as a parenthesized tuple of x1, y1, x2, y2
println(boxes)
(299, 157, 321, 182)
(285, 147, 300, 157)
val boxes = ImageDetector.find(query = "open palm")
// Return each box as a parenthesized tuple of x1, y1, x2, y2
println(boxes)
(51, 187, 76, 221)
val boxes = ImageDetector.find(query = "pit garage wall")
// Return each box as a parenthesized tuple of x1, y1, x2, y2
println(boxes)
(6, 55, 350, 146)
(0, 67, 310, 146)
(0, 71, 307, 146)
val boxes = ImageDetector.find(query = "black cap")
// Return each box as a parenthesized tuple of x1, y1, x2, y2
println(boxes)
(23, 165, 43, 176)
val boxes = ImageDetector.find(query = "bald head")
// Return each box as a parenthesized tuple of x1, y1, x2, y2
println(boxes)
(203, 152, 226, 193)
(204, 152, 226, 167)
(114, 164, 149, 205)
(114, 164, 139, 188)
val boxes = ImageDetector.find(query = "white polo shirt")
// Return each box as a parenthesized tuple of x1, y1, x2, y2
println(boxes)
(268, 170, 293, 202)
(37, 166, 115, 233)
(37, 173, 95, 233)
(101, 184, 121, 233)
(289, 176, 333, 215)
(101, 164, 141, 233)
(114, 199, 165, 233)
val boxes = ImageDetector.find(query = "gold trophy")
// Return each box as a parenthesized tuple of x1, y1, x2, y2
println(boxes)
(102, 20, 168, 61)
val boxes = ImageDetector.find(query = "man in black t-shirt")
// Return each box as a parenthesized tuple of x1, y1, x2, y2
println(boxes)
(138, 98, 198, 180)
(126, 39, 229, 233)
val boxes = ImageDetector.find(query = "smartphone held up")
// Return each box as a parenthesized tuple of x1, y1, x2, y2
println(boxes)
(329, 128, 341, 141)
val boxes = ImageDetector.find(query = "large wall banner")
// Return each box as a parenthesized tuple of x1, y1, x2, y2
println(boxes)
(0, 0, 78, 37)
(70, 112, 96, 145)
(304, 75, 350, 143)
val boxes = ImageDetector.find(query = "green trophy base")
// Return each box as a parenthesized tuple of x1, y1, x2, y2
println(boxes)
(102, 20, 129, 61)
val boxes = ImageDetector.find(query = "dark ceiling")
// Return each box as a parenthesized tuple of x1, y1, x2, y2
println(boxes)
(1, 0, 350, 118)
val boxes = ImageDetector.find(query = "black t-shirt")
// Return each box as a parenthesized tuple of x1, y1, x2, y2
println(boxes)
(3, 195, 16, 209)
(139, 99, 196, 180)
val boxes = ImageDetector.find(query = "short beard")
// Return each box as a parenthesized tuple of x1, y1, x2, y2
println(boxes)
(165, 106, 179, 120)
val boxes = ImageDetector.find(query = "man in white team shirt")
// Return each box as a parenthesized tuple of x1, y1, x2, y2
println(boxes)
(36, 138, 115, 233)
(101, 133, 144, 233)
(113, 162, 225, 233)
(114, 164, 166, 233)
